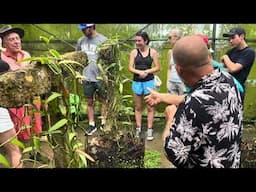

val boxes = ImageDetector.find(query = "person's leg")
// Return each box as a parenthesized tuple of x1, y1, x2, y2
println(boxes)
(132, 81, 143, 137)
(96, 81, 107, 129)
(83, 81, 97, 135)
(134, 94, 143, 130)
(87, 97, 95, 125)
(146, 103, 154, 140)
(162, 105, 177, 141)
(0, 129, 22, 168)
(144, 79, 155, 140)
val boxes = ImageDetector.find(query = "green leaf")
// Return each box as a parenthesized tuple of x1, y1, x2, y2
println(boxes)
(0, 154, 11, 168)
(48, 130, 62, 134)
(48, 119, 68, 133)
(121, 95, 133, 99)
(78, 154, 87, 168)
(23, 146, 33, 153)
(46, 92, 61, 104)
(96, 76, 103, 80)
(33, 136, 41, 151)
(40, 36, 53, 44)
(59, 60, 83, 67)
(68, 132, 77, 143)
(122, 78, 131, 84)
(73, 142, 83, 150)
(58, 104, 67, 116)
(62, 63, 76, 77)
(49, 49, 62, 59)
(48, 62, 62, 74)
(121, 121, 132, 125)
(97, 63, 104, 73)
(11, 138, 25, 149)
(105, 63, 117, 71)
(119, 83, 123, 94)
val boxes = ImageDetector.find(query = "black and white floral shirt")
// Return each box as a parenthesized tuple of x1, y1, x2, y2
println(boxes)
(164, 69, 243, 168)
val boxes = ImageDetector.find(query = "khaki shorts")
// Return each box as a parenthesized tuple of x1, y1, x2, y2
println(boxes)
(0, 107, 14, 133)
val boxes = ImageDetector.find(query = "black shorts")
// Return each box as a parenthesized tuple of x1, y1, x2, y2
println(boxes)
(83, 81, 106, 99)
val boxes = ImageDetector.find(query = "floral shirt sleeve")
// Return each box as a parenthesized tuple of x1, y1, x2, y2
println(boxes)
(164, 69, 243, 168)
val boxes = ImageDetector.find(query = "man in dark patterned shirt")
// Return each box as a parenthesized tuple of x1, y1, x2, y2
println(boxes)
(164, 35, 243, 168)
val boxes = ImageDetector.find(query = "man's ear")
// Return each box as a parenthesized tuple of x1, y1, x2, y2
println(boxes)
(175, 64, 182, 77)
(240, 34, 245, 40)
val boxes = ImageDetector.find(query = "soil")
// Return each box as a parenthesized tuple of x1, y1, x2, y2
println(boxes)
(2, 119, 255, 168)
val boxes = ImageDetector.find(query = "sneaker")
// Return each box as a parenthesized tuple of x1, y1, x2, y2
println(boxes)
(135, 128, 141, 138)
(147, 129, 154, 141)
(99, 123, 105, 130)
(39, 135, 48, 142)
(85, 125, 97, 136)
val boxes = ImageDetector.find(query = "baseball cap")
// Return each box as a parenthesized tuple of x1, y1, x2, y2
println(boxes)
(78, 24, 95, 30)
(197, 34, 214, 53)
(223, 27, 245, 37)
(196, 34, 209, 44)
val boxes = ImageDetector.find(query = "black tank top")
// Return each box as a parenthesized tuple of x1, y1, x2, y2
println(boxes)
(133, 48, 154, 82)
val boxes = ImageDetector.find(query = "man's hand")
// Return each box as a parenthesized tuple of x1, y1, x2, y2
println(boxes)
(144, 88, 162, 106)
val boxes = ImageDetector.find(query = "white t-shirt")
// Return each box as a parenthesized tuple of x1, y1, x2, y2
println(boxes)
(0, 107, 14, 133)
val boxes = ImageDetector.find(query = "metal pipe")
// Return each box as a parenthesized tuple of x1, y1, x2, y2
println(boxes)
(212, 24, 217, 59)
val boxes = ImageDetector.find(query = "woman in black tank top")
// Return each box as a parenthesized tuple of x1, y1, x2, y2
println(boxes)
(128, 31, 160, 141)
(134, 48, 154, 82)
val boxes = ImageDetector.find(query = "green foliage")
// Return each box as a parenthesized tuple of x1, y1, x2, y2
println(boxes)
(10, 138, 25, 149)
(48, 119, 68, 133)
(144, 150, 161, 168)
(17, 36, 89, 167)
(0, 154, 11, 168)
(97, 35, 135, 133)
(244, 83, 256, 119)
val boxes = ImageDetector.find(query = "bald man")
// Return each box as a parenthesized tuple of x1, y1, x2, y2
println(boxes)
(164, 35, 243, 168)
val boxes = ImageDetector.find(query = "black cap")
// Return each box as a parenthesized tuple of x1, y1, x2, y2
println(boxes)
(0, 60, 10, 73)
(0, 25, 24, 39)
(223, 27, 246, 37)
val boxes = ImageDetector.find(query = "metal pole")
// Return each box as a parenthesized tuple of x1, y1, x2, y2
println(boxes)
(212, 24, 217, 60)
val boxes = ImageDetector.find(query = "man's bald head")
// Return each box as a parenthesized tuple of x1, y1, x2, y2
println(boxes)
(173, 35, 210, 69)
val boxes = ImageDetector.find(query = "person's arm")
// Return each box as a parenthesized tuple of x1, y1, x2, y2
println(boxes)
(144, 88, 185, 106)
(128, 49, 146, 78)
(162, 105, 177, 141)
(221, 55, 243, 73)
(76, 38, 82, 51)
(144, 48, 160, 74)
(166, 49, 171, 87)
